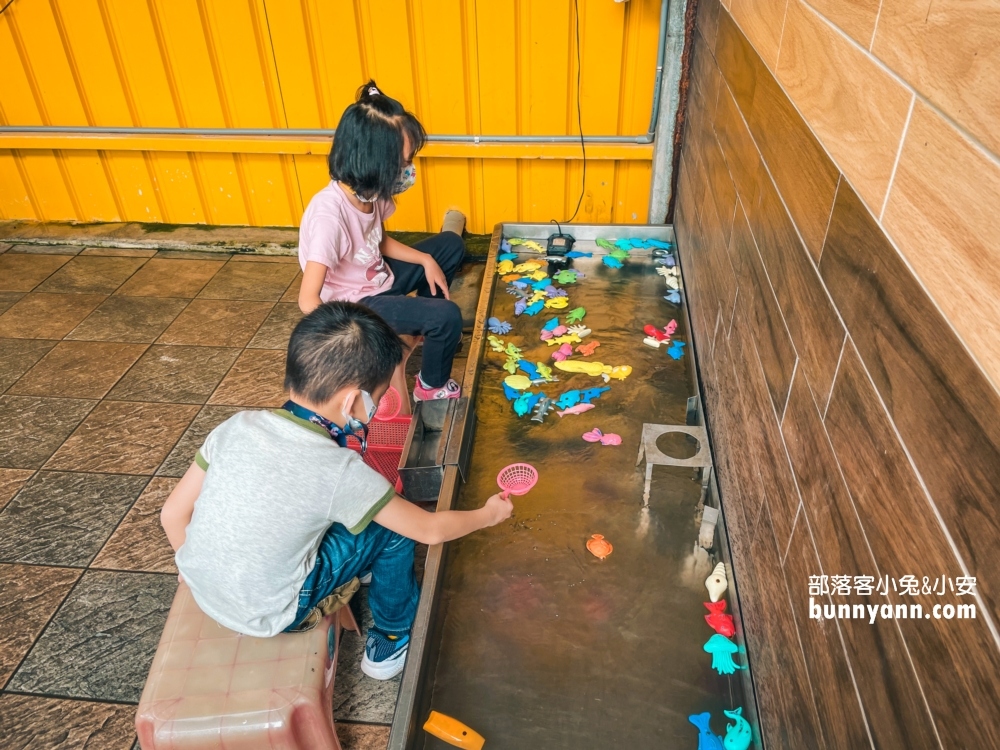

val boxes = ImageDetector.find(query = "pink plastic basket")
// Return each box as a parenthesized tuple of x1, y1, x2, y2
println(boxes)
(346, 413, 412, 491)
(375, 386, 402, 420)
(497, 463, 538, 497)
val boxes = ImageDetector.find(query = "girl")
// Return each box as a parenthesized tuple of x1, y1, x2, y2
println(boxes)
(297, 81, 465, 401)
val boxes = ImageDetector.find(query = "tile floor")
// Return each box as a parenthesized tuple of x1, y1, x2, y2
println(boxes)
(0, 242, 484, 749)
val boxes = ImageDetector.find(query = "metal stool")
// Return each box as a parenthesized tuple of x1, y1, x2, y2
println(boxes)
(635, 423, 713, 506)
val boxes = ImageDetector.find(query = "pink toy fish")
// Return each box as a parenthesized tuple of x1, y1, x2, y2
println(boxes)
(665, 319, 678, 336)
(704, 600, 736, 637)
(557, 403, 595, 417)
(551, 343, 573, 361)
(582, 428, 622, 445)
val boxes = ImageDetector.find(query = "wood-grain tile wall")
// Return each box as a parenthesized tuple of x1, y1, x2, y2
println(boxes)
(675, 0, 1000, 745)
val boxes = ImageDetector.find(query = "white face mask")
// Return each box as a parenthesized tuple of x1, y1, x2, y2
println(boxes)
(343, 389, 377, 431)
(392, 164, 416, 195)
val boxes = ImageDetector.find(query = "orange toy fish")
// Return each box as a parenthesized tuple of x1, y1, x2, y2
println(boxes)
(704, 600, 735, 637)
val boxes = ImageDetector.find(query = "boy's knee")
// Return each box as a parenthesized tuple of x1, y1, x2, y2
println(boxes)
(438, 232, 465, 265)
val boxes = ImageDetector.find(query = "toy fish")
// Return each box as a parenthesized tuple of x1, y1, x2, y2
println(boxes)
(504, 343, 522, 359)
(513, 392, 534, 417)
(565, 307, 586, 324)
(508, 237, 525, 245)
(689, 713, 725, 750)
(500, 239, 512, 252)
(514, 261, 542, 273)
(565, 250, 592, 258)
(665, 319, 678, 336)
(555, 390, 581, 409)
(514, 299, 527, 316)
(530, 396, 554, 423)
(524, 300, 545, 316)
(498, 252, 517, 262)
(667, 340, 686, 360)
(531, 278, 551, 292)
(704, 600, 736, 637)
(664, 290, 682, 304)
(496, 260, 514, 274)
(646, 239, 673, 250)
(545, 297, 569, 309)
(518, 360, 540, 380)
(582, 428, 622, 445)
(595, 238, 615, 250)
(552, 269, 578, 284)
(605, 365, 632, 382)
(723, 707, 752, 750)
(542, 317, 560, 331)
(602, 256, 623, 269)
(503, 357, 519, 374)
(579, 386, 610, 403)
(557, 403, 594, 417)
(551, 343, 574, 361)
(547, 333, 582, 347)
(614, 238, 633, 250)
(487, 317, 511, 335)
(523, 240, 545, 253)
(504, 374, 532, 391)
(528, 292, 546, 306)
(555, 360, 606, 377)
(487, 335, 506, 352)
(609, 248, 630, 261)
(502, 382, 521, 401)
(567, 324, 591, 338)
(534, 362, 554, 381)
(528, 270, 548, 281)
(704, 634, 746, 675)
(576, 340, 600, 356)
(629, 238, 646, 248)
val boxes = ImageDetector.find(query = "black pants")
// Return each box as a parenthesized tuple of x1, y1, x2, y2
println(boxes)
(361, 232, 465, 388)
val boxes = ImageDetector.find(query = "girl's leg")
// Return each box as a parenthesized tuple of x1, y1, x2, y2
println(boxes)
(362, 294, 462, 388)
(285, 521, 418, 634)
(383, 231, 466, 297)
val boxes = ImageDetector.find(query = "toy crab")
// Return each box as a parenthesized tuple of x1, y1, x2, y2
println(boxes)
(576, 340, 600, 356)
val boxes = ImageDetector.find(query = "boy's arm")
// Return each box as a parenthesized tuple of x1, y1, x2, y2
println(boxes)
(373, 493, 512, 546)
(298, 261, 329, 314)
(161, 462, 206, 551)
(380, 231, 450, 300)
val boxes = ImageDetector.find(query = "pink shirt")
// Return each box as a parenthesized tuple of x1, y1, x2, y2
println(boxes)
(298, 182, 396, 303)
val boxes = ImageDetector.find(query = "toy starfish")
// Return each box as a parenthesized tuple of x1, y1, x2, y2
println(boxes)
(566, 307, 586, 324)
(487, 335, 506, 352)
(487, 317, 512, 335)
(545, 297, 569, 309)
(567, 324, 591, 338)
(576, 340, 600, 356)
(602, 256, 623, 269)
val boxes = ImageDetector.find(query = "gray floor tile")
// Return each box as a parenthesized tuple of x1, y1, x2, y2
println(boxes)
(0, 396, 97, 469)
(9, 570, 177, 703)
(0, 471, 148, 566)
(334, 588, 400, 725)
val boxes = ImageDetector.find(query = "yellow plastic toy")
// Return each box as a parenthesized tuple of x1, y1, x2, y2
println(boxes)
(523, 240, 545, 253)
(528, 270, 548, 281)
(545, 297, 569, 309)
(496, 259, 514, 274)
(607, 365, 633, 381)
(554, 360, 607, 377)
(535, 362, 554, 381)
(503, 357, 519, 374)
(487, 335, 505, 352)
(423, 711, 485, 750)
(513, 261, 542, 273)
(529, 291, 546, 304)
(504, 374, 532, 390)
(546, 333, 582, 347)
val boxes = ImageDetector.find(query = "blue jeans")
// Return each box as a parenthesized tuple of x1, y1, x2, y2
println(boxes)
(284, 521, 419, 636)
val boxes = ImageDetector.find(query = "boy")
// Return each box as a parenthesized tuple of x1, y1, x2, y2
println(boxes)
(160, 301, 512, 680)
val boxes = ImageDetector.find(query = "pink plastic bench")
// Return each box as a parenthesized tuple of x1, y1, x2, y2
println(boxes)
(136, 581, 359, 750)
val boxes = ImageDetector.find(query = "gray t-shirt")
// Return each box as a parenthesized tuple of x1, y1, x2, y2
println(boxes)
(175, 409, 395, 637)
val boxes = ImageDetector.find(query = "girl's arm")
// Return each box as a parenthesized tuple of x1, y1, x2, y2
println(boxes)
(298, 261, 330, 314)
(161, 462, 206, 551)
(373, 493, 512, 546)
(380, 231, 450, 299)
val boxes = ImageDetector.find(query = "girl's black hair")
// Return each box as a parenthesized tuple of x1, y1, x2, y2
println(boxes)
(285, 301, 404, 403)
(328, 80, 426, 202)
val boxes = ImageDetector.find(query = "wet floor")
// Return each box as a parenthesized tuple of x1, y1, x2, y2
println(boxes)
(422, 247, 749, 748)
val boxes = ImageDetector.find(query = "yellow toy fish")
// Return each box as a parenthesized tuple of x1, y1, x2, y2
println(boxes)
(514, 261, 542, 273)
(504, 374, 533, 390)
(487, 335, 506, 352)
(529, 291, 546, 304)
(545, 297, 569, 309)
(554, 360, 608, 377)
(496, 259, 514, 274)
(523, 240, 545, 253)
(535, 362, 554, 381)
(546, 333, 582, 346)
(528, 270, 548, 281)
(503, 357, 519, 374)
(606, 365, 633, 381)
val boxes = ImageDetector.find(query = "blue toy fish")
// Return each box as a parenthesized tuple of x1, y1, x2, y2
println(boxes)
(689, 713, 725, 750)
(664, 290, 682, 304)
(526, 392, 545, 412)
(498, 252, 517, 262)
(602, 256, 623, 269)
(500, 239, 512, 252)
(629, 238, 645, 248)
(487, 317, 512, 335)
(565, 250, 592, 258)
(518, 360, 540, 380)
(531, 278, 551, 291)
(555, 390, 581, 409)
(723, 707, 752, 750)
(513, 392, 534, 417)
(542, 317, 560, 331)
(704, 634, 746, 675)
(646, 239, 673, 249)
(667, 340, 686, 360)
(524, 300, 545, 316)
(580, 386, 610, 403)
(614, 238, 633, 250)
(502, 382, 521, 401)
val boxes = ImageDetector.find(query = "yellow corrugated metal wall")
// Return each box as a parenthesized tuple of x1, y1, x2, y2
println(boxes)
(0, 0, 660, 232)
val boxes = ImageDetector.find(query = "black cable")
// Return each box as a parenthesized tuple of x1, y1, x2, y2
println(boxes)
(563, 0, 586, 224)
(0, 0, 16, 15)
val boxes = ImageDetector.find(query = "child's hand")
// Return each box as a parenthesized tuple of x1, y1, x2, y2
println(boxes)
(483, 493, 514, 527)
(422, 257, 451, 300)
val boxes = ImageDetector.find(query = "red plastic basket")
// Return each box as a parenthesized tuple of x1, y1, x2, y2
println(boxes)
(346, 414, 412, 490)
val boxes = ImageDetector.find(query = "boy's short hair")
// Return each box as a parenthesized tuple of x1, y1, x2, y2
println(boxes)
(328, 79, 426, 202)
(285, 302, 404, 403)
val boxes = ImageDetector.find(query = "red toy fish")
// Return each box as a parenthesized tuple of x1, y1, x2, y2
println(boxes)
(704, 600, 735, 637)
(643, 324, 670, 342)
